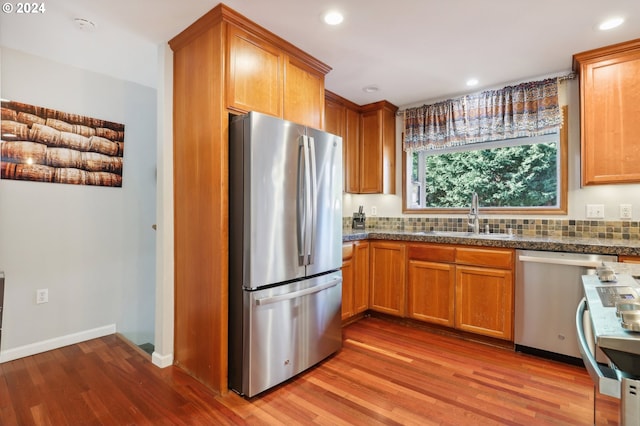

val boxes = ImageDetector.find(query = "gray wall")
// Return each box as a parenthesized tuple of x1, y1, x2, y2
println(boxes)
(0, 47, 157, 360)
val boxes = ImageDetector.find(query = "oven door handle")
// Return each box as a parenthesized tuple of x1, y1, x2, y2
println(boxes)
(576, 297, 621, 399)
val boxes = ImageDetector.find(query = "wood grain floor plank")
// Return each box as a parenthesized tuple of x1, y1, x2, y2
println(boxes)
(0, 317, 604, 425)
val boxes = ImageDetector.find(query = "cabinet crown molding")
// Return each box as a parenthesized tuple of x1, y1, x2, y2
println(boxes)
(573, 37, 640, 69)
(169, 3, 332, 76)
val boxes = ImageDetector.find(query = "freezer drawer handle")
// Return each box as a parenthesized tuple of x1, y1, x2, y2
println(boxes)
(255, 278, 341, 306)
(519, 255, 601, 268)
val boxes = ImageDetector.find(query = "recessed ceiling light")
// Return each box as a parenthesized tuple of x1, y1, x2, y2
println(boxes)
(74, 18, 96, 32)
(599, 17, 624, 30)
(466, 78, 479, 87)
(324, 11, 344, 26)
(362, 85, 379, 93)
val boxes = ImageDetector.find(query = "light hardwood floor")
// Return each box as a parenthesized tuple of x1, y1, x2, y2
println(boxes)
(0, 317, 599, 425)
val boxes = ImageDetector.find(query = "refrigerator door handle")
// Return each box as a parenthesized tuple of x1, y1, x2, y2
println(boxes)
(301, 135, 313, 266)
(296, 138, 306, 266)
(254, 277, 342, 306)
(308, 136, 318, 265)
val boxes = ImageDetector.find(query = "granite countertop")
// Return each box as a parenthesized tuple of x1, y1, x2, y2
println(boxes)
(342, 228, 640, 256)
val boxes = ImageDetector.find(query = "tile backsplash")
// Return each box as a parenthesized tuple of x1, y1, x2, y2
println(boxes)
(343, 217, 640, 240)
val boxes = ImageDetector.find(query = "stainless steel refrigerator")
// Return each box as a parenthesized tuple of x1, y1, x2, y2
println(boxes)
(228, 111, 343, 397)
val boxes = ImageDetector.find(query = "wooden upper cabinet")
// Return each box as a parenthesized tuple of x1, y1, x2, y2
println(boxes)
(325, 92, 397, 194)
(359, 101, 397, 194)
(284, 56, 325, 129)
(360, 107, 383, 193)
(226, 26, 283, 117)
(225, 19, 330, 124)
(344, 107, 361, 192)
(573, 38, 640, 185)
(324, 96, 345, 136)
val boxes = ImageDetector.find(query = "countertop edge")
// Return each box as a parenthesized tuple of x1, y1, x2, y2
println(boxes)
(342, 230, 640, 256)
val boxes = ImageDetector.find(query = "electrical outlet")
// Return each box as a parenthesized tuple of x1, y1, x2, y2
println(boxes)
(620, 204, 632, 219)
(371, 206, 377, 216)
(586, 204, 605, 219)
(36, 288, 48, 304)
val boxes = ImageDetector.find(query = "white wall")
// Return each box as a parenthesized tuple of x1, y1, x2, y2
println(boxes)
(153, 43, 174, 368)
(344, 78, 640, 221)
(0, 47, 157, 361)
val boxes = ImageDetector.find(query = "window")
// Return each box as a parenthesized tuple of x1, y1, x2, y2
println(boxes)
(404, 109, 567, 214)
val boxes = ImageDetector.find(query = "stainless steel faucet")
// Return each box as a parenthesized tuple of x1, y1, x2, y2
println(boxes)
(468, 192, 480, 234)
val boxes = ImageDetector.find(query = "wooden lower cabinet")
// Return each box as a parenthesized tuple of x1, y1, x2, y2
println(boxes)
(619, 255, 640, 264)
(348, 240, 514, 340)
(341, 241, 370, 321)
(369, 241, 406, 316)
(455, 265, 514, 340)
(406, 243, 514, 340)
(408, 260, 455, 326)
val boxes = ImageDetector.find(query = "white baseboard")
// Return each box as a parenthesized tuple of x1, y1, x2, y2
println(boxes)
(0, 324, 116, 363)
(151, 351, 173, 368)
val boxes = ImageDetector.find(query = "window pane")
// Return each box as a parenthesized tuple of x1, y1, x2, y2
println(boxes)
(411, 142, 558, 209)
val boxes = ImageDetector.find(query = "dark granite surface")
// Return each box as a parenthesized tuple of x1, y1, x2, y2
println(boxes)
(342, 228, 640, 256)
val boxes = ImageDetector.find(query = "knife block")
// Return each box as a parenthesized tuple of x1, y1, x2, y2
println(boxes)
(352, 212, 366, 229)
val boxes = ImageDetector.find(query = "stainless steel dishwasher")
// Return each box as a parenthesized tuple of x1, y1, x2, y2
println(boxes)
(515, 250, 616, 362)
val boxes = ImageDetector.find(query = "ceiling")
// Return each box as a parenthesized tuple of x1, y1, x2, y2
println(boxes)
(1, 0, 640, 107)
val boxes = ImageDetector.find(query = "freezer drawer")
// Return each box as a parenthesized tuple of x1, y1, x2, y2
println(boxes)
(230, 271, 343, 397)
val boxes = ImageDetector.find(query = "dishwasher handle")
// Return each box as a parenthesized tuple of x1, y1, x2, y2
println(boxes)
(575, 297, 621, 399)
(519, 254, 602, 268)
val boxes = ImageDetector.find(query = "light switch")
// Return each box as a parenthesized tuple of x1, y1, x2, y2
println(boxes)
(586, 204, 605, 219)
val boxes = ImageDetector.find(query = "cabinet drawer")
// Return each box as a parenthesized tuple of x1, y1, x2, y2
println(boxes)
(342, 243, 354, 260)
(408, 244, 455, 263)
(456, 247, 514, 269)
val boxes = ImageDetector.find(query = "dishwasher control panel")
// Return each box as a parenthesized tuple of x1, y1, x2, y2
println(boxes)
(596, 286, 639, 307)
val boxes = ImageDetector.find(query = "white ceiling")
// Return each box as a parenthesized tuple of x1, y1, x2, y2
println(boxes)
(1, 0, 640, 107)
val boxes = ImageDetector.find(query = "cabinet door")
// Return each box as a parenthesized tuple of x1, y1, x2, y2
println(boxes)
(369, 242, 406, 316)
(359, 108, 383, 193)
(380, 104, 396, 194)
(575, 41, 640, 185)
(344, 107, 361, 193)
(455, 265, 513, 340)
(341, 243, 355, 321)
(408, 260, 455, 326)
(324, 98, 345, 136)
(284, 56, 325, 129)
(353, 241, 370, 314)
(226, 26, 283, 117)
(619, 255, 640, 264)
